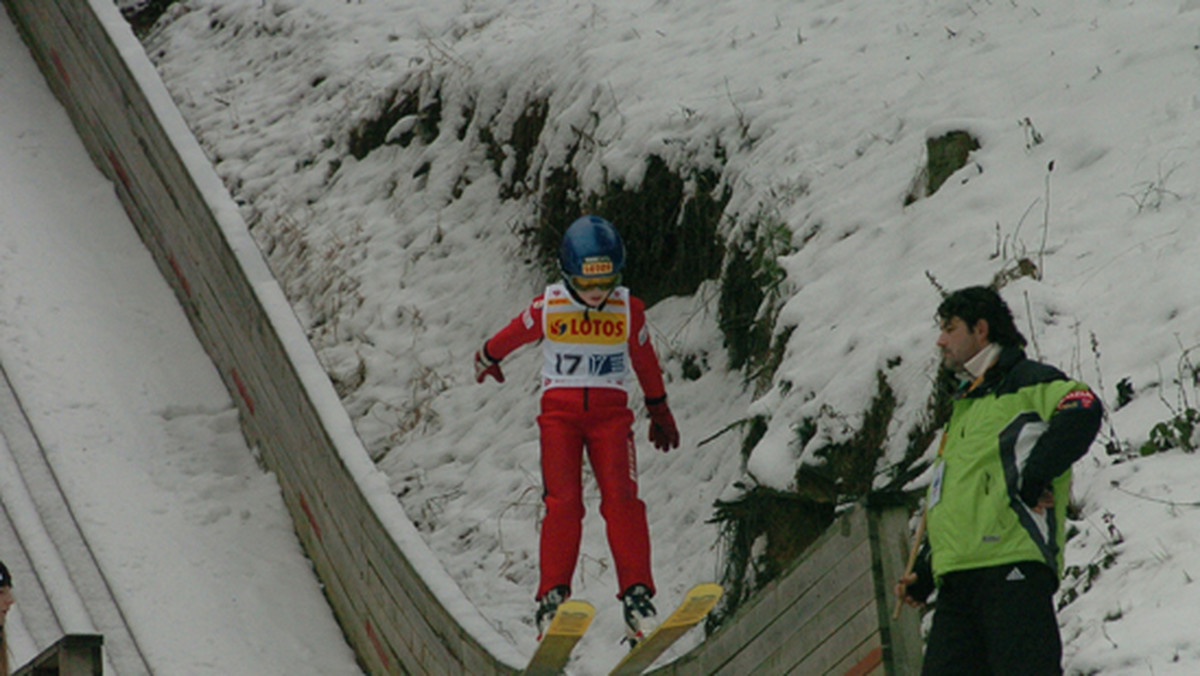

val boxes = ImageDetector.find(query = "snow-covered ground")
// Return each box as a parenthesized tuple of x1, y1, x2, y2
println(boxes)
(0, 11, 363, 675)
(8, 0, 1200, 674)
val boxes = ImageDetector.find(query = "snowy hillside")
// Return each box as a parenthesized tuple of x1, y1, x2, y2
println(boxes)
(130, 0, 1200, 673)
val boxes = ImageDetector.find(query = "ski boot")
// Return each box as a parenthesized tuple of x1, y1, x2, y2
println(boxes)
(535, 585, 570, 640)
(620, 583, 657, 647)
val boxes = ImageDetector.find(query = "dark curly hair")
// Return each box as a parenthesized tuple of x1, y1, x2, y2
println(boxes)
(936, 286, 1027, 349)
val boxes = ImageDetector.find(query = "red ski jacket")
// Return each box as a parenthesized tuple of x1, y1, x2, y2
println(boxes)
(483, 289, 668, 404)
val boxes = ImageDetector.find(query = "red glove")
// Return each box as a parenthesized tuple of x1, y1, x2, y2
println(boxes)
(474, 345, 504, 383)
(646, 396, 679, 452)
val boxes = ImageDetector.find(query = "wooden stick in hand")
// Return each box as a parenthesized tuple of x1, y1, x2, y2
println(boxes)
(892, 511, 926, 620)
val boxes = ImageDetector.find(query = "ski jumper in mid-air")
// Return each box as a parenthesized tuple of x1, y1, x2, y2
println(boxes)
(474, 215, 680, 645)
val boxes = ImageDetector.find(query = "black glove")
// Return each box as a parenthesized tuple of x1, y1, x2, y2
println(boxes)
(905, 545, 935, 605)
(1019, 473, 1051, 509)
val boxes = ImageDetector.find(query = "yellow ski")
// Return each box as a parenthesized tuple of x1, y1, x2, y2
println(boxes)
(523, 599, 595, 676)
(609, 583, 723, 675)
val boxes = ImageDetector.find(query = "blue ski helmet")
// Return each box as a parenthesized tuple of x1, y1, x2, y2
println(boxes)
(559, 216, 625, 283)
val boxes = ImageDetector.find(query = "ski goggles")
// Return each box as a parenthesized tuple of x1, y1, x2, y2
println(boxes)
(568, 273, 621, 292)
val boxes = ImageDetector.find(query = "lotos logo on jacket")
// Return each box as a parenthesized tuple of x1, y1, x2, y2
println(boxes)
(546, 311, 626, 345)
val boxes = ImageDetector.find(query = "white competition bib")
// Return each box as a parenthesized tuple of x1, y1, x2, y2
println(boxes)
(541, 283, 630, 390)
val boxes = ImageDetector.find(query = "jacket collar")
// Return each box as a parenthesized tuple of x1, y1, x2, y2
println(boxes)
(962, 342, 1002, 382)
(961, 344, 1026, 398)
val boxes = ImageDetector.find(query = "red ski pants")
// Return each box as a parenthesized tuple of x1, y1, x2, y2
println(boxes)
(536, 387, 654, 600)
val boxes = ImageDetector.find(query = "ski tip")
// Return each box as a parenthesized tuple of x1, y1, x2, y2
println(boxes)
(682, 582, 723, 607)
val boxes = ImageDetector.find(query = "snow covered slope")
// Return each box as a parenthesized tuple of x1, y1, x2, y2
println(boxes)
(126, 0, 1200, 673)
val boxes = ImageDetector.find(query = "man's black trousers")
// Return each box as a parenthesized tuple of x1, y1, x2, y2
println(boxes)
(921, 561, 1063, 676)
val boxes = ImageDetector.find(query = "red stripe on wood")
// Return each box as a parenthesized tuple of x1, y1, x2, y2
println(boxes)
(50, 48, 69, 86)
(298, 492, 322, 542)
(230, 368, 255, 414)
(168, 254, 192, 297)
(843, 646, 883, 676)
(106, 149, 130, 190)
(365, 619, 390, 671)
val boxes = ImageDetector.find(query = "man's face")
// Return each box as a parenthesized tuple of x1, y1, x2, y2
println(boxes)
(937, 316, 989, 370)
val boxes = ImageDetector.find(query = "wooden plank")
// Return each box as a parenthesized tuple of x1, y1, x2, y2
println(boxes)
(11, 634, 104, 676)
(867, 504, 924, 675)
(687, 506, 870, 671)
(690, 507, 868, 671)
(784, 601, 881, 675)
(714, 539, 872, 674)
(825, 633, 883, 676)
(657, 504, 921, 676)
(715, 550, 874, 676)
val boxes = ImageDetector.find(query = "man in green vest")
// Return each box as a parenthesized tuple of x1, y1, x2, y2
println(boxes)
(896, 286, 1102, 675)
